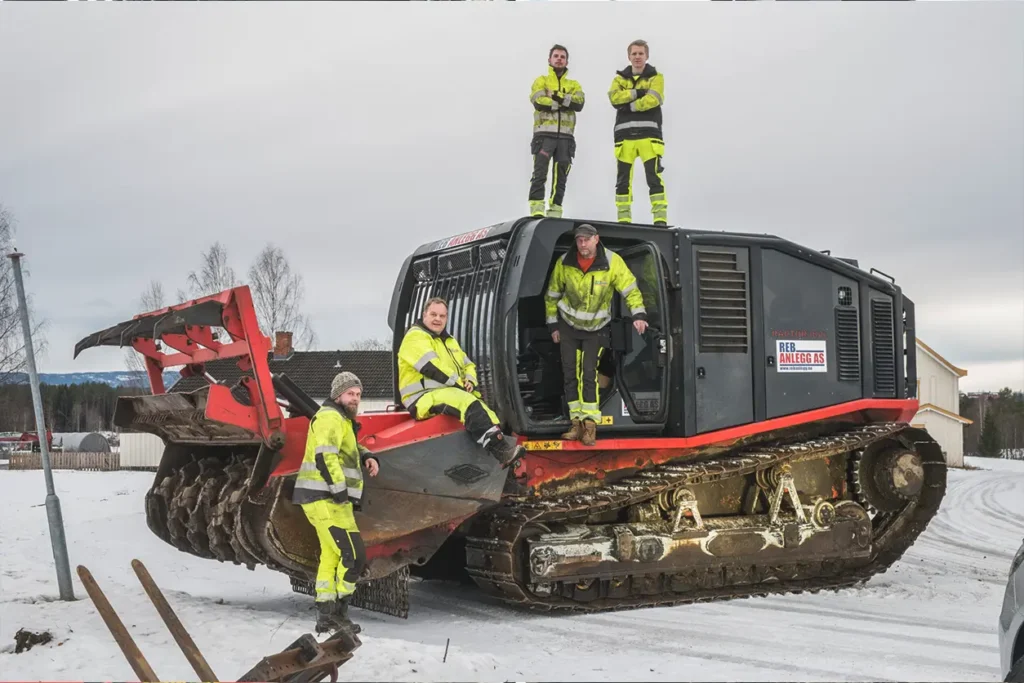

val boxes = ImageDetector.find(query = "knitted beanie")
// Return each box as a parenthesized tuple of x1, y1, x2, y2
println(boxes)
(330, 371, 362, 400)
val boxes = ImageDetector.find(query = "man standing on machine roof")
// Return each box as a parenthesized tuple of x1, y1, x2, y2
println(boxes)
(291, 371, 379, 636)
(397, 297, 526, 468)
(545, 224, 648, 446)
(527, 43, 586, 219)
(608, 39, 667, 225)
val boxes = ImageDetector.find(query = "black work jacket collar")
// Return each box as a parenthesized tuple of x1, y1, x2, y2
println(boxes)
(564, 242, 611, 273)
(618, 63, 657, 80)
(412, 319, 452, 341)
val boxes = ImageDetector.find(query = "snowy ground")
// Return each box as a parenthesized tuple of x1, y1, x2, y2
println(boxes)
(1, 457, 1021, 682)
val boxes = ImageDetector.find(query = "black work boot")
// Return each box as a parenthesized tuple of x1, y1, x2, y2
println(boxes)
(485, 432, 525, 469)
(315, 601, 344, 634)
(333, 598, 362, 635)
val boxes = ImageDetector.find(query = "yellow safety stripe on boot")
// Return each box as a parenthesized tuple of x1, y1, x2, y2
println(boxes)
(547, 204, 563, 218)
(529, 199, 545, 217)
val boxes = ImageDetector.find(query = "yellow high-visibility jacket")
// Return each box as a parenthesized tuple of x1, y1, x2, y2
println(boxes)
(545, 243, 647, 333)
(291, 401, 367, 509)
(397, 321, 478, 409)
(530, 66, 586, 139)
(607, 63, 664, 143)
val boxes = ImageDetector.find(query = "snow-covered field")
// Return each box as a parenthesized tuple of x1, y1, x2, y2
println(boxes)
(1, 456, 1021, 681)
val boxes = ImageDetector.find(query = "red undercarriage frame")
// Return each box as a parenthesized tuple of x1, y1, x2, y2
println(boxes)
(113, 286, 920, 498)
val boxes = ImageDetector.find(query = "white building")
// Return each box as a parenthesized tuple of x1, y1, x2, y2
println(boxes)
(911, 339, 971, 467)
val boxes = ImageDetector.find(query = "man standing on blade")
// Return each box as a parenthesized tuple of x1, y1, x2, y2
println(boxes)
(545, 223, 648, 446)
(608, 39, 668, 225)
(528, 44, 586, 219)
(291, 371, 379, 636)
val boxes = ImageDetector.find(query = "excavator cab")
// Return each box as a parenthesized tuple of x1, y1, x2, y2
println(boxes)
(388, 217, 677, 442)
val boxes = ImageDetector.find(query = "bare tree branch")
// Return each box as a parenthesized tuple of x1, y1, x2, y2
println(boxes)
(0, 203, 48, 386)
(248, 243, 317, 350)
(349, 336, 392, 351)
(123, 280, 166, 388)
(186, 242, 238, 298)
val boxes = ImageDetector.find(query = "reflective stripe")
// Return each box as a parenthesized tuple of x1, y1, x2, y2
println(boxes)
(614, 121, 659, 133)
(413, 350, 438, 371)
(620, 282, 637, 297)
(650, 90, 663, 105)
(314, 445, 339, 455)
(557, 300, 611, 322)
(531, 89, 547, 103)
(342, 467, 361, 480)
(546, 315, 558, 324)
(296, 479, 330, 492)
(348, 486, 363, 500)
(400, 381, 424, 397)
(299, 462, 318, 473)
(546, 290, 563, 299)
(630, 306, 646, 316)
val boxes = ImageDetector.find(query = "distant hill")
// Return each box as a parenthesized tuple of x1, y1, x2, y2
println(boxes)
(2, 371, 181, 389)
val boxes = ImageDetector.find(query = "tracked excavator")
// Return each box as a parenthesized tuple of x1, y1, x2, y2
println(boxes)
(74, 217, 946, 618)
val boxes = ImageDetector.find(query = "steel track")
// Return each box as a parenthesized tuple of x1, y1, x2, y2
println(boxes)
(462, 423, 947, 612)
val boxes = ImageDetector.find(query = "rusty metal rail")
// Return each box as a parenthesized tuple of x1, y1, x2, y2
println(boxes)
(77, 560, 360, 682)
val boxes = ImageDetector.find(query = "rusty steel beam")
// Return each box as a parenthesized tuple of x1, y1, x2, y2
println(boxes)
(237, 631, 360, 682)
(131, 559, 219, 682)
(76, 565, 159, 682)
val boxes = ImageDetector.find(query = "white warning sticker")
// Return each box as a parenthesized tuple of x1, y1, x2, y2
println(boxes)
(776, 339, 827, 373)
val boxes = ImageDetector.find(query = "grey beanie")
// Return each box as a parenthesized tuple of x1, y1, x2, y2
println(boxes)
(330, 371, 362, 400)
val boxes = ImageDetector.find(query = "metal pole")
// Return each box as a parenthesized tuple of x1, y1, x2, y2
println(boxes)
(7, 249, 75, 601)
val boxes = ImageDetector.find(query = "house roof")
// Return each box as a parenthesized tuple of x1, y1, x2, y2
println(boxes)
(167, 350, 394, 399)
(916, 402, 974, 425)
(917, 339, 968, 378)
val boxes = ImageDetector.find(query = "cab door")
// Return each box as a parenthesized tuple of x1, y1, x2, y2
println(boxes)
(612, 243, 671, 425)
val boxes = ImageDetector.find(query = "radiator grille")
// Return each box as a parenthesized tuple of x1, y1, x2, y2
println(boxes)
(871, 298, 896, 396)
(835, 307, 861, 382)
(404, 240, 507, 406)
(696, 250, 748, 353)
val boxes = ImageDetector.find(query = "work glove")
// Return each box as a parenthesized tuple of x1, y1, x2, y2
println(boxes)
(634, 88, 648, 99)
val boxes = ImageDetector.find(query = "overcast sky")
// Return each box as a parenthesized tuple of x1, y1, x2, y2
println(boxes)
(1, 2, 1021, 392)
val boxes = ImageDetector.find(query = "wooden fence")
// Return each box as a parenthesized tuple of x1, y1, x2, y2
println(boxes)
(8, 451, 121, 472)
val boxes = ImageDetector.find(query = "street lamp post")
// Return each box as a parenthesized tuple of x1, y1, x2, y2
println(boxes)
(7, 248, 75, 601)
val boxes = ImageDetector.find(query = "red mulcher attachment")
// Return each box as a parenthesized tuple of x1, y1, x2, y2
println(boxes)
(74, 285, 511, 619)
(74, 285, 287, 444)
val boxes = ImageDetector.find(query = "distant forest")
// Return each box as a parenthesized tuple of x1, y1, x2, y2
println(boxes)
(960, 388, 1024, 457)
(0, 382, 148, 433)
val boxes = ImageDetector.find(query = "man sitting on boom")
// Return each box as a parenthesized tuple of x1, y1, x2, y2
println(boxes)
(396, 297, 525, 468)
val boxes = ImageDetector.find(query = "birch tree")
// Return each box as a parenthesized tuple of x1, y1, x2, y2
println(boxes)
(122, 280, 167, 387)
(248, 243, 317, 350)
(0, 203, 47, 386)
